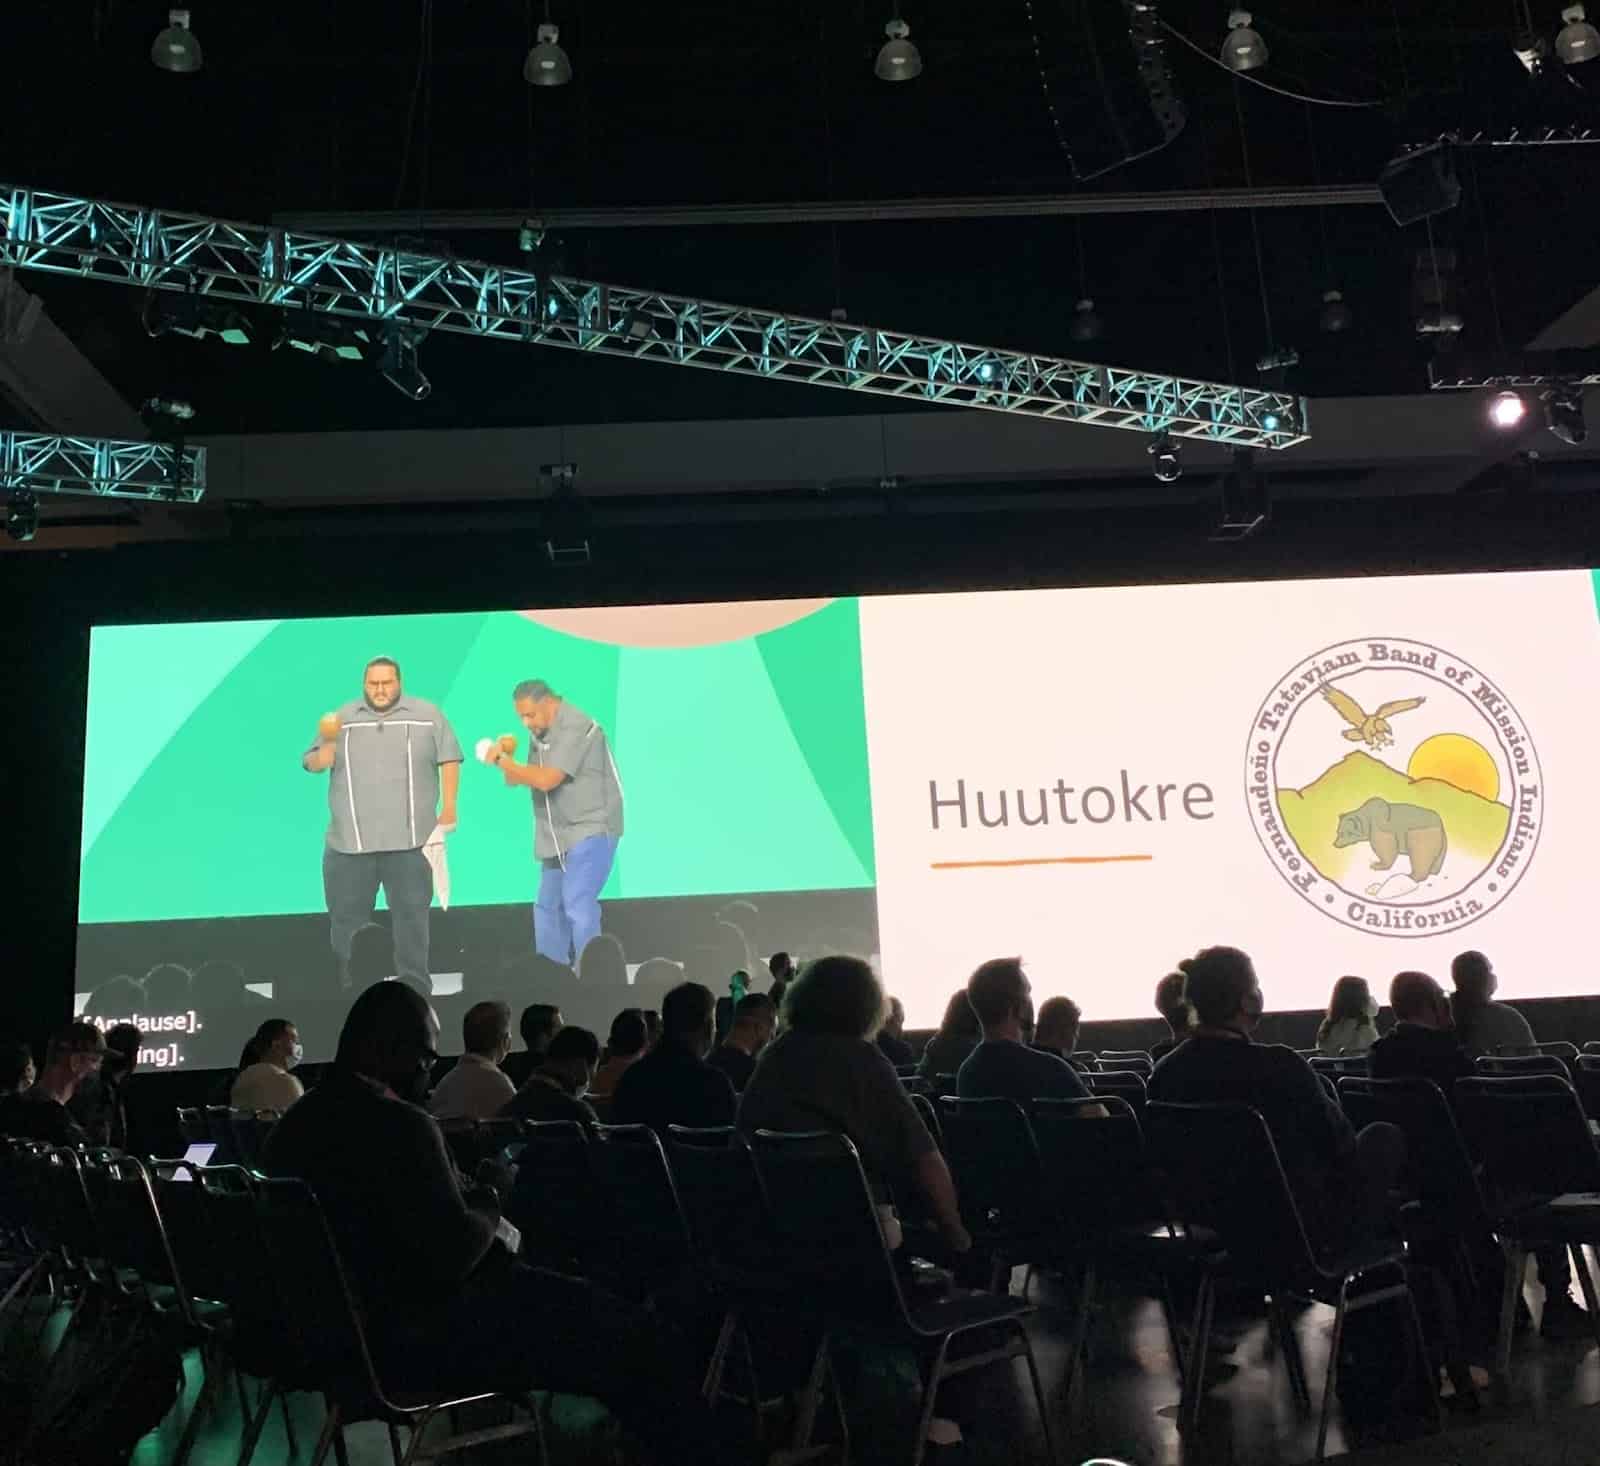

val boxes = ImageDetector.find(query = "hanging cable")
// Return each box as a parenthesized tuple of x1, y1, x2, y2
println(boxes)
(393, 0, 433, 209)
(1159, 18, 1385, 108)
(1231, 81, 1276, 354)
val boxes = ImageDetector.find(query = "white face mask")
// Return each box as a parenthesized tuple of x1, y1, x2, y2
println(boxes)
(287, 1043, 304, 1070)
(1363, 997, 1379, 1019)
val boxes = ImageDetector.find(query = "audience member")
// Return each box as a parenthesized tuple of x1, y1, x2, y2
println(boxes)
(0, 1022, 105, 1144)
(68, 1022, 141, 1147)
(958, 961, 1096, 1107)
(613, 982, 736, 1131)
(578, 933, 629, 990)
(1, 1041, 35, 1095)
(143, 962, 194, 1015)
(767, 950, 796, 1009)
(1450, 950, 1536, 1057)
(708, 992, 776, 1093)
(430, 1001, 518, 1121)
(503, 1003, 564, 1089)
(1147, 946, 1402, 1255)
(1150, 971, 1192, 1064)
(875, 996, 915, 1067)
(263, 981, 723, 1462)
(502, 1026, 602, 1124)
(1032, 995, 1086, 1066)
(918, 988, 982, 1080)
(231, 1018, 305, 1112)
(591, 1009, 649, 1099)
(1369, 971, 1472, 1093)
(1316, 975, 1380, 1055)
(740, 956, 971, 1255)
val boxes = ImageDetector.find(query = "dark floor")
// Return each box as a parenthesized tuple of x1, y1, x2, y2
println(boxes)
(88, 1253, 1600, 1466)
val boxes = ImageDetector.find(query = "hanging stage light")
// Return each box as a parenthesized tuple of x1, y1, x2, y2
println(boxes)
(1488, 389, 1530, 430)
(144, 294, 252, 345)
(6, 488, 39, 543)
(1319, 289, 1352, 334)
(524, 22, 572, 86)
(151, 8, 203, 73)
(1557, 5, 1600, 64)
(1221, 10, 1268, 72)
(1544, 383, 1587, 444)
(1148, 432, 1182, 483)
(876, 16, 923, 81)
(1068, 298, 1103, 345)
(380, 328, 431, 401)
(273, 315, 371, 362)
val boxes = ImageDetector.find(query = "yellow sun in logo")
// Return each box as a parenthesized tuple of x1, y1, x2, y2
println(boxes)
(1407, 733, 1500, 802)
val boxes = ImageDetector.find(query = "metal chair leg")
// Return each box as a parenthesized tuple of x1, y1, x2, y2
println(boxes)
(307, 1402, 342, 1466)
(1062, 1263, 1097, 1417)
(789, 1329, 831, 1453)
(702, 1308, 738, 1402)
(1017, 1324, 1058, 1465)
(1401, 1275, 1445, 1435)
(387, 1421, 405, 1466)
(1159, 1275, 1187, 1389)
(1179, 1271, 1214, 1435)
(909, 1336, 952, 1466)
(236, 1379, 276, 1466)
(1269, 1295, 1310, 1409)
(281, 1387, 299, 1457)
(1570, 1243, 1600, 1350)
(1495, 1243, 1524, 1390)
(1315, 1283, 1351, 1463)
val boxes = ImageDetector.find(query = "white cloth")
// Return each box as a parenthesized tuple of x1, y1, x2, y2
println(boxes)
(427, 1052, 517, 1122)
(231, 1062, 304, 1114)
(423, 821, 453, 910)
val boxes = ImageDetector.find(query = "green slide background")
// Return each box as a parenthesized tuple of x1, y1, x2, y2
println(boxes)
(80, 601, 876, 923)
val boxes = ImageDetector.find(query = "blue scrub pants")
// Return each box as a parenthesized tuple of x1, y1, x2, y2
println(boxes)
(534, 834, 619, 966)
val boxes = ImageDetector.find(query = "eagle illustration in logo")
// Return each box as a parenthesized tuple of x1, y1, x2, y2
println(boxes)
(1319, 685, 1426, 751)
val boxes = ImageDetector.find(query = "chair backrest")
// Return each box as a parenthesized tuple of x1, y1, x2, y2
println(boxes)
(936, 1097, 1053, 1248)
(589, 1124, 695, 1293)
(230, 1110, 278, 1167)
(196, 1166, 298, 1378)
(1309, 1055, 1370, 1076)
(1336, 1076, 1490, 1230)
(747, 1129, 907, 1324)
(1069, 1051, 1100, 1070)
(436, 1116, 484, 1173)
(1098, 1049, 1152, 1063)
(1086, 1069, 1148, 1113)
(1095, 1055, 1153, 1078)
(663, 1125, 774, 1275)
(480, 1116, 527, 1164)
(1454, 1075, 1600, 1206)
(204, 1106, 243, 1165)
(89, 1153, 195, 1317)
(1031, 1095, 1163, 1241)
(908, 1091, 943, 1148)
(1475, 1054, 1567, 1079)
(1574, 1055, 1600, 1121)
(505, 1120, 595, 1271)
(1146, 1102, 1318, 1287)
(1536, 1041, 1580, 1062)
(43, 1147, 106, 1268)
(1585, 1042, 1600, 1057)
(256, 1176, 385, 1410)
(151, 1160, 231, 1304)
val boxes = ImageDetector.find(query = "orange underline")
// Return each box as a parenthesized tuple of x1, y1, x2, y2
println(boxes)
(929, 854, 1154, 870)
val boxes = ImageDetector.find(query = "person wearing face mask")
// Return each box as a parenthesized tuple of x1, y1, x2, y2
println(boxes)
(0, 1022, 106, 1145)
(230, 1018, 305, 1112)
(264, 980, 729, 1466)
(428, 1001, 517, 1121)
(501, 1025, 601, 1124)
(1316, 975, 1381, 1056)
(1147, 946, 1404, 1255)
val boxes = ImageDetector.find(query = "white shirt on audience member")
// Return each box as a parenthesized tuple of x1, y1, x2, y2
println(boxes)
(231, 1061, 304, 1114)
(428, 1051, 517, 1121)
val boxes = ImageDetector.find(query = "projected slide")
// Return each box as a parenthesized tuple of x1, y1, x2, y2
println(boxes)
(75, 570, 1600, 1066)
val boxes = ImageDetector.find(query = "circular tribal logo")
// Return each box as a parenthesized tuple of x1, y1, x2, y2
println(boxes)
(1245, 638, 1541, 936)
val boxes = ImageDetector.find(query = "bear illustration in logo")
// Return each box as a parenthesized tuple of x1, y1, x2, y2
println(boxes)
(1333, 797, 1447, 897)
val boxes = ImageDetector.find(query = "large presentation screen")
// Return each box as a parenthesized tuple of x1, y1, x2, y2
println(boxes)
(76, 570, 1596, 1067)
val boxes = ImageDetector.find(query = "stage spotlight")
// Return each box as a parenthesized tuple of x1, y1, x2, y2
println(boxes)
(152, 8, 203, 73)
(380, 329, 431, 402)
(1319, 289, 1352, 334)
(524, 22, 572, 86)
(145, 295, 252, 346)
(1544, 383, 1587, 445)
(6, 488, 39, 543)
(875, 16, 922, 81)
(273, 316, 371, 363)
(975, 359, 998, 384)
(1221, 10, 1268, 72)
(1557, 4, 1600, 63)
(1488, 389, 1529, 430)
(1068, 298, 1103, 345)
(1149, 432, 1182, 483)
(1262, 410, 1281, 433)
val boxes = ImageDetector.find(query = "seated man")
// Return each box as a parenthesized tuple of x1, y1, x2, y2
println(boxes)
(1147, 946, 1402, 1256)
(612, 982, 737, 1132)
(876, 996, 915, 1068)
(590, 1009, 648, 1099)
(708, 992, 776, 1093)
(429, 1001, 518, 1121)
(1150, 970, 1192, 1064)
(68, 1021, 142, 1147)
(957, 959, 1096, 1107)
(0, 1022, 105, 1145)
(263, 981, 726, 1463)
(501, 1026, 601, 1125)
(502, 1002, 563, 1090)
(1449, 950, 1536, 1058)
(1031, 995, 1086, 1067)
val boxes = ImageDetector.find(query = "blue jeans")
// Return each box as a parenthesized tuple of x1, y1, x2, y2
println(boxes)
(534, 834, 618, 966)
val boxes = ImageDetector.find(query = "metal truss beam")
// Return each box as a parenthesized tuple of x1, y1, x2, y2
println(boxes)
(1429, 353, 1600, 390)
(0, 186, 1307, 451)
(0, 431, 205, 502)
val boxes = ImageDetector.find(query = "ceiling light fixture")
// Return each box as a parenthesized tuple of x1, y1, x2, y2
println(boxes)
(1148, 432, 1182, 483)
(380, 328, 431, 402)
(1318, 289, 1352, 334)
(151, 8, 203, 74)
(875, 14, 923, 82)
(1488, 389, 1529, 430)
(1557, 5, 1600, 63)
(1221, 9, 1268, 73)
(524, 8, 572, 87)
(1544, 383, 1587, 444)
(1068, 298, 1103, 345)
(6, 488, 39, 543)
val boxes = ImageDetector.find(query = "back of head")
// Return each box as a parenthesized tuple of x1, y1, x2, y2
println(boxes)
(733, 991, 776, 1036)
(239, 1016, 292, 1071)
(577, 934, 629, 988)
(939, 987, 982, 1038)
(966, 957, 1029, 1030)
(143, 963, 193, 1014)
(336, 980, 431, 1074)
(1450, 950, 1493, 1003)
(83, 974, 147, 1023)
(46, 1020, 108, 1068)
(1154, 971, 1189, 1025)
(103, 1023, 143, 1073)
(781, 956, 884, 1039)
(606, 1008, 648, 1059)
(546, 1024, 601, 1068)
(662, 982, 717, 1046)
(1390, 970, 1444, 1024)
(462, 1000, 512, 1058)
(1324, 975, 1373, 1024)
(349, 924, 395, 985)
(768, 951, 795, 983)
(1034, 995, 1081, 1049)
(519, 1002, 563, 1053)
(1179, 946, 1258, 1028)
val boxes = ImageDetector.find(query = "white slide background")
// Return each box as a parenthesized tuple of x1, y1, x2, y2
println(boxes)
(859, 570, 1600, 1026)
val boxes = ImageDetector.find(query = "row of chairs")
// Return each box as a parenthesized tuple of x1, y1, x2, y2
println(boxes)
(175, 1105, 279, 1167)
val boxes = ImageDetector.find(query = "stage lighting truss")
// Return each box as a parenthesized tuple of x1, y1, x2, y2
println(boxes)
(0, 431, 206, 503)
(0, 185, 1309, 451)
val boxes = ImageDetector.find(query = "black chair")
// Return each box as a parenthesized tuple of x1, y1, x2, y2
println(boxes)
(1453, 1076, 1600, 1374)
(749, 1128, 1054, 1466)
(1086, 1069, 1147, 1115)
(1098, 1049, 1152, 1065)
(256, 1177, 546, 1466)
(908, 1091, 943, 1149)
(204, 1106, 244, 1165)
(1584, 1042, 1600, 1057)
(1475, 1054, 1568, 1079)
(1147, 1101, 1439, 1459)
(435, 1117, 483, 1176)
(1068, 1051, 1101, 1071)
(228, 1110, 279, 1168)
(1309, 1055, 1371, 1079)
(505, 1121, 595, 1274)
(1536, 1041, 1580, 1063)
(588, 1124, 697, 1302)
(176, 1107, 209, 1147)
(1574, 1055, 1600, 1122)
(1095, 1055, 1154, 1079)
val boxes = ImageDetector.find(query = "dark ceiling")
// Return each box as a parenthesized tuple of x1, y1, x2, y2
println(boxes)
(5, 0, 1599, 437)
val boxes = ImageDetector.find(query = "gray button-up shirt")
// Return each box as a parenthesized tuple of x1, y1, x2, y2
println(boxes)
(308, 696, 463, 854)
(530, 700, 624, 863)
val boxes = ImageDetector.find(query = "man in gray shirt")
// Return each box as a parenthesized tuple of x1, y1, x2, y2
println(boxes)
(487, 679, 623, 965)
(304, 656, 462, 987)
(1449, 949, 1537, 1057)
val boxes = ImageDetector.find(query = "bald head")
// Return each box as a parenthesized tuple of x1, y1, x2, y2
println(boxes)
(335, 980, 440, 1103)
(1390, 970, 1450, 1029)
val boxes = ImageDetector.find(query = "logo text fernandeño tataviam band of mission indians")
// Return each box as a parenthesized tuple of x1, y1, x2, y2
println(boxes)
(1247, 638, 1540, 936)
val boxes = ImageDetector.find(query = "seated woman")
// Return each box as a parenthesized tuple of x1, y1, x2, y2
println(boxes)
(230, 1018, 305, 1112)
(1315, 976, 1379, 1056)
